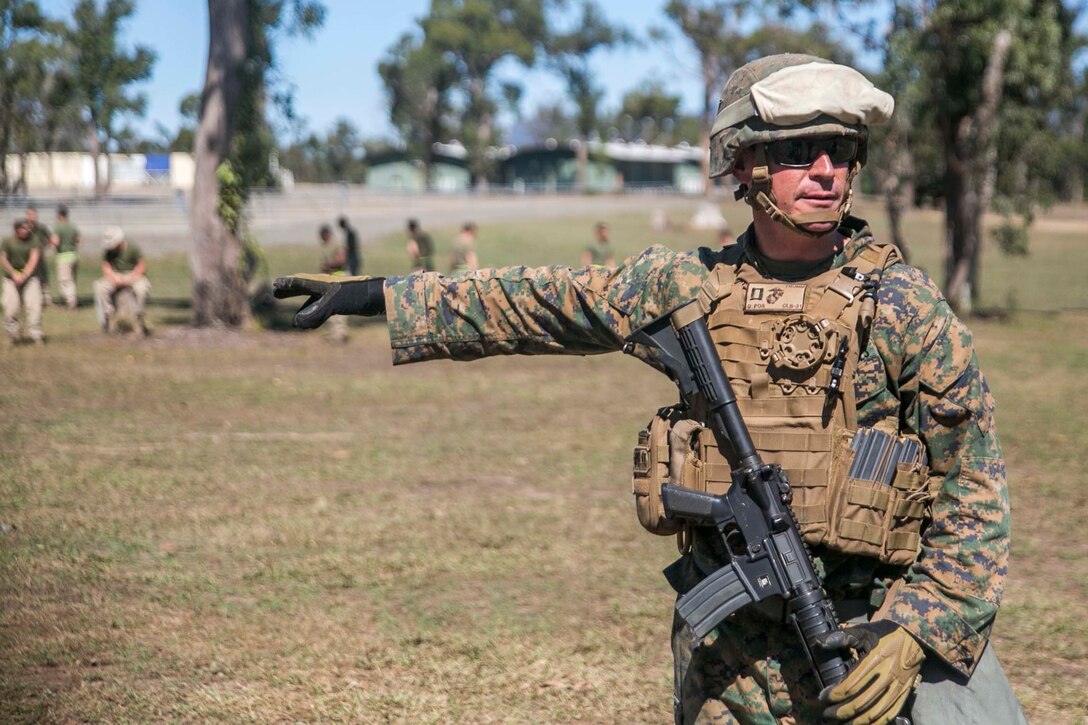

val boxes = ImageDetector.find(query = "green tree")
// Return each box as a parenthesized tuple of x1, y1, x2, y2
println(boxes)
(787, 0, 1080, 313)
(278, 120, 368, 183)
(278, 131, 326, 182)
(614, 81, 703, 144)
(190, 0, 325, 327)
(545, 0, 631, 190)
(421, 0, 554, 187)
(321, 118, 367, 182)
(516, 101, 580, 145)
(67, 0, 156, 195)
(720, 21, 852, 67)
(378, 31, 457, 190)
(913, 0, 1069, 313)
(658, 0, 746, 194)
(0, 1, 54, 193)
(617, 81, 683, 143)
(166, 92, 201, 152)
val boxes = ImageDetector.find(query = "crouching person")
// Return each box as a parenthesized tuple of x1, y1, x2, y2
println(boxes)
(94, 226, 151, 336)
(1, 219, 44, 346)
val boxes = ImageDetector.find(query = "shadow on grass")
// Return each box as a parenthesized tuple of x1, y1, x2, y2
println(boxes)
(71, 293, 389, 334)
(146, 297, 386, 333)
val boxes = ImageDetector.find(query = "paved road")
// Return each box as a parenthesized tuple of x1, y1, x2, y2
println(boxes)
(2, 186, 712, 256)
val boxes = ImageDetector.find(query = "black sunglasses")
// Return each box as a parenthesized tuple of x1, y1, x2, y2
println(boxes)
(766, 137, 858, 168)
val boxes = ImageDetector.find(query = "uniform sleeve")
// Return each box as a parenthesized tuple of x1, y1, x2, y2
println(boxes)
(382, 245, 713, 365)
(873, 267, 1009, 677)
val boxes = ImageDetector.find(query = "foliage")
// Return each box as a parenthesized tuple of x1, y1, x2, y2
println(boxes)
(614, 81, 701, 144)
(545, 1, 631, 139)
(787, 0, 1082, 310)
(991, 219, 1030, 257)
(226, 0, 327, 193)
(0, 0, 66, 192)
(377, 29, 458, 188)
(215, 159, 246, 237)
(225, 0, 327, 196)
(721, 21, 852, 67)
(66, 0, 156, 191)
(279, 118, 367, 183)
(660, 0, 740, 124)
(419, 0, 555, 184)
(512, 101, 582, 145)
(166, 92, 201, 152)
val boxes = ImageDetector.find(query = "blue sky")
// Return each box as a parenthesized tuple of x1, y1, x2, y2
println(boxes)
(49, 1, 1049, 145)
(40, 0, 810, 143)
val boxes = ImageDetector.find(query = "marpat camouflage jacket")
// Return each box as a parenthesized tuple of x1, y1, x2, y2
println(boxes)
(382, 217, 1008, 681)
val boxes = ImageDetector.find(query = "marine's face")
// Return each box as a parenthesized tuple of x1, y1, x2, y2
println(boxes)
(765, 140, 852, 235)
(15, 224, 29, 240)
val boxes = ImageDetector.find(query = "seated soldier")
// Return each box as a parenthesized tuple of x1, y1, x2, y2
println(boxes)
(93, 226, 151, 335)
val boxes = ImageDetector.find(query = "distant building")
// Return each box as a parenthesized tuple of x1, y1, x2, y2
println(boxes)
(365, 142, 472, 193)
(3, 152, 198, 192)
(499, 139, 705, 194)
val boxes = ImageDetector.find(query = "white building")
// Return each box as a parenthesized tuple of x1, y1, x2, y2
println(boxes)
(3, 152, 197, 192)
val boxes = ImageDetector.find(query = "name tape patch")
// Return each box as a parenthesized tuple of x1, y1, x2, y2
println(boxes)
(745, 284, 807, 312)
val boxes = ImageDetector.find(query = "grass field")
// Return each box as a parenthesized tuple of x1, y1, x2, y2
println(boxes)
(2, 196, 1087, 722)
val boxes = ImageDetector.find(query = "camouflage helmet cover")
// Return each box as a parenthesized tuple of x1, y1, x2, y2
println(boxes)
(709, 54, 893, 178)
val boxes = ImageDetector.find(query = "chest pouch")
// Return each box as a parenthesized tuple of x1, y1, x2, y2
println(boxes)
(632, 407, 704, 536)
(823, 422, 937, 565)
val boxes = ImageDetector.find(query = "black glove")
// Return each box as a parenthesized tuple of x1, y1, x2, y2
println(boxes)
(814, 620, 925, 724)
(272, 274, 386, 329)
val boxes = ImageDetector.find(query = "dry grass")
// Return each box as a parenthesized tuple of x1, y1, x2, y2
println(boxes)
(1, 196, 1086, 722)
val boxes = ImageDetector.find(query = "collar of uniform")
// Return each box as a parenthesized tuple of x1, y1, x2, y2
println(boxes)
(723, 215, 875, 281)
(734, 223, 835, 282)
(832, 216, 877, 267)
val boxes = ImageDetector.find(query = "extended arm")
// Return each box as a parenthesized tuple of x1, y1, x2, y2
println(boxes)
(275, 245, 719, 365)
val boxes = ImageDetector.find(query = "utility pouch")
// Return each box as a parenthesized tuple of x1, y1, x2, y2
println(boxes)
(633, 408, 703, 536)
(824, 424, 934, 565)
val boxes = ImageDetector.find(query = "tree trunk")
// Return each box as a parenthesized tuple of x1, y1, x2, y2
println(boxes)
(87, 119, 103, 196)
(0, 88, 13, 193)
(190, 0, 249, 327)
(700, 57, 714, 198)
(423, 86, 439, 192)
(103, 148, 112, 194)
(14, 151, 27, 194)
(881, 120, 914, 263)
(575, 136, 588, 193)
(942, 125, 977, 316)
(1066, 95, 1086, 201)
(942, 29, 1012, 315)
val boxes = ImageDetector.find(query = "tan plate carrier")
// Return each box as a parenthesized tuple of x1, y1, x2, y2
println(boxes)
(633, 243, 935, 566)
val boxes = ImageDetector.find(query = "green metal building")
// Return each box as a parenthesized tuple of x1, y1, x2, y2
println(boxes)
(365, 143, 471, 192)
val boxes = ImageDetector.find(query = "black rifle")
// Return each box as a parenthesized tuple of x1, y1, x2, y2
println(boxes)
(625, 301, 848, 689)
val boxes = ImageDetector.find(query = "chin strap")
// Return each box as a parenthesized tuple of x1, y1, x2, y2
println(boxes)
(736, 144, 859, 238)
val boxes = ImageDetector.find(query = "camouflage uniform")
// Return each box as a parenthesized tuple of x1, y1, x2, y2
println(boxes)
(382, 218, 1012, 722)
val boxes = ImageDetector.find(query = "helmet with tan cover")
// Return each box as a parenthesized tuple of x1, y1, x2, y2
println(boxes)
(709, 54, 894, 235)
